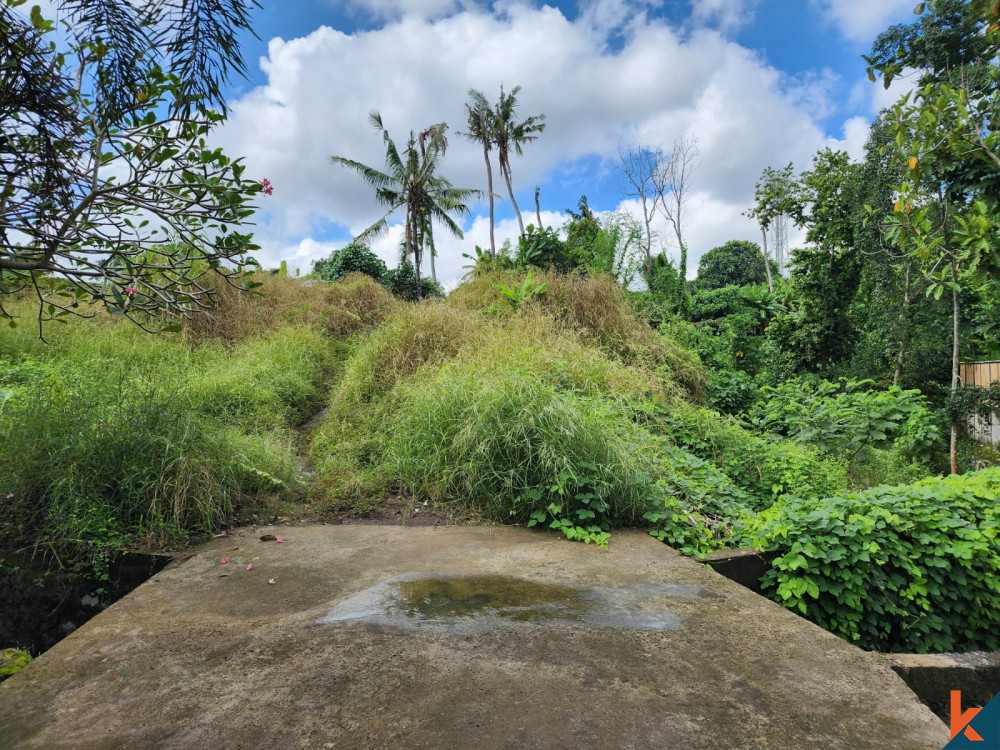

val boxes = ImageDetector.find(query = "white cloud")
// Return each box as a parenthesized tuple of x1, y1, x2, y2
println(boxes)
(839, 116, 870, 162)
(811, 0, 915, 43)
(689, 0, 761, 33)
(216, 1, 861, 286)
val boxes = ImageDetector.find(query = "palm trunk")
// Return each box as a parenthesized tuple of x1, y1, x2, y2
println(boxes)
(429, 242, 437, 286)
(761, 227, 774, 292)
(535, 187, 542, 229)
(501, 162, 525, 237)
(411, 211, 422, 301)
(483, 144, 496, 258)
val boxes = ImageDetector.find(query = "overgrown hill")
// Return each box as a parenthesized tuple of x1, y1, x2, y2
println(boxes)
(1, 271, 997, 653)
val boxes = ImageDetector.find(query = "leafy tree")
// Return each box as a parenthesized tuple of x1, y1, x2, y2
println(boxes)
(786, 149, 862, 373)
(868, 0, 1000, 472)
(0, 0, 265, 331)
(564, 195, 600, 267)
(492, 84, 546, 238)
(382, 258, 441, 301)
(331, 113, 477, 299)
(744, 163, 803, 291)
(313, 243, 387, 283)
(516, 225, 571, 270)
(696, 240, 773, 290)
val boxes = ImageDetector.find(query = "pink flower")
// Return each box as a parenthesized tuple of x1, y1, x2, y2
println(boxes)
(125, 287, 139, 295)
(220, 557, 228, 564)
(259, 178, 274, 196)
(246, 563, 253, 571)
(268, 578, 276, 585)
(276, 537, 284, 543)
(5, 493, 12, 499)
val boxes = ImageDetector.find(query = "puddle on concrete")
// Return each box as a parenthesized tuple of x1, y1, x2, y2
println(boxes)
(318, 574, 702, 633)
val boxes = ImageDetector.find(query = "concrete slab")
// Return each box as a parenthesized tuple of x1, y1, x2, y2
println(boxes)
(0, 526, 948, 749)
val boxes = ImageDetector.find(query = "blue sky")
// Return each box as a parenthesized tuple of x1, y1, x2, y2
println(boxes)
(211, 0, 920, 283)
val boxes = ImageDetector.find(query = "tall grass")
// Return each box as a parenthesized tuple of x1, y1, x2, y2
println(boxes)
(184, 272, 398, 342)
(391, 367, 660, 525)
(447, 269, 705, 396)
(0, 278, 351, 572)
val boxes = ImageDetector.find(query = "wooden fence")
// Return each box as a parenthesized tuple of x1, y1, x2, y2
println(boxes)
(960, 360, 1000, 446)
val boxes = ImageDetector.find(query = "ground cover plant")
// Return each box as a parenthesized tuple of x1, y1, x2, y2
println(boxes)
(748, 468, 1000, 653)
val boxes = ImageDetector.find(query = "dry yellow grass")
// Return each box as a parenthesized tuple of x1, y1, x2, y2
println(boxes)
(184, 272, 399, 343)
(447, 269, 705, 398)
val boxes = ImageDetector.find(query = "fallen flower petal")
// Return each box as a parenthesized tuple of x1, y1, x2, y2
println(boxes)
(276, 537, 285, 543)
(246, 563, 253, 571)
(220, 557, 229, 564)
(268, 579, 275, 585)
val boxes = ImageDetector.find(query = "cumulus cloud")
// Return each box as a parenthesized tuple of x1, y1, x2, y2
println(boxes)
(215, 1, 862, 284)
(811, 0, 915, 43)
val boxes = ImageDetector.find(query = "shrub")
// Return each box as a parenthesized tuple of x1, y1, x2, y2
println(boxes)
(748, 469, 1000, 653)
(382, 260, 442, 301)
(643, 443, 755, 555)
(648, 405, 848, 507)
(748, 378, 943, 466)
(707, 369, 758, 415)
(313, 242, 387, 283)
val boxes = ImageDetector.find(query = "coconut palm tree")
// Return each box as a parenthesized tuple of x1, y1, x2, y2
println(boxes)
(460, 89, 498, 258)
(493, 84, 545, 238)
(331, 112, 477, 298)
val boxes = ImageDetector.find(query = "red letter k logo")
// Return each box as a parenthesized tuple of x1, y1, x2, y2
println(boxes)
(952, 691, 984, 741)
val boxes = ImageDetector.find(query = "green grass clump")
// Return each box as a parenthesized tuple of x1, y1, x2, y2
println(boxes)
(446, 269, 705, 396)
(0, 648, 31, 679)
(184, 326, 337, 429)
(0, 312, 341, 574)
(390, 366, 660, 534)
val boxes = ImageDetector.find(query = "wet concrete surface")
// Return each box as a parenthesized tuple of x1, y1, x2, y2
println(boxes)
(0, 526, 948, 749)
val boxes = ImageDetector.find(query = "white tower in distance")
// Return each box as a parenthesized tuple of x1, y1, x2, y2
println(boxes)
(772, 213, 788, 277)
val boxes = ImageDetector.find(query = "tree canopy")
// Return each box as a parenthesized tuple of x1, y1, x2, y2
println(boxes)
(696, 240, 772, 290)
(0, 0, 265, 332)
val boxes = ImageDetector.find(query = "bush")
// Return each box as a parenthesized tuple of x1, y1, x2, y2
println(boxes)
(748, 469, 1000, 653)
(382, 260, 442, 301)
(313, 242, 387, 283)
(643, 443, 755, 555)
(707, 369, 758, 415)
(748, 378, 943, 466)
(648, 405, 848, 508)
